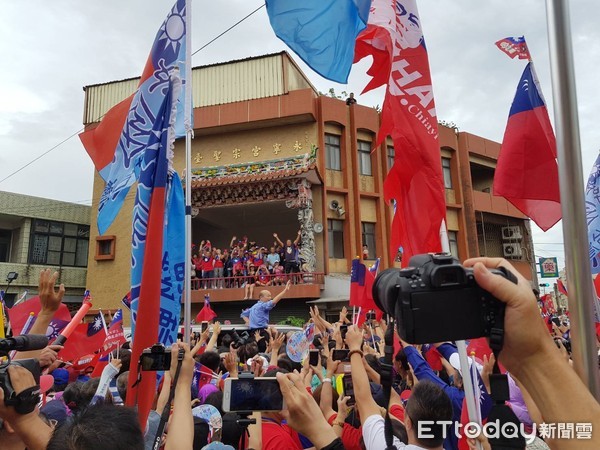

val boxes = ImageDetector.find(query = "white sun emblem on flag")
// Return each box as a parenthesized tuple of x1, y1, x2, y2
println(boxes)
(158, 4, 185, 54)
(93, 315, 103, 331)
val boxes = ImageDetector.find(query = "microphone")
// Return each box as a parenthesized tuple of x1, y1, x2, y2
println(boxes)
(0, 335, 49, 353)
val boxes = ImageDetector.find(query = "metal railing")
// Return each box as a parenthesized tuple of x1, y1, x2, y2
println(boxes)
(191, 271, 325, 290)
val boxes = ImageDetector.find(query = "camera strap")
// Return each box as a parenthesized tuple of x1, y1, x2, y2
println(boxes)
(381, 321, 398, 450)
(152, 349, 185, 450)
(487, 310, 525, 449)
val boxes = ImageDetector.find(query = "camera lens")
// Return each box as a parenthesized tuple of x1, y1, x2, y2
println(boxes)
(372, 268, 402, 316)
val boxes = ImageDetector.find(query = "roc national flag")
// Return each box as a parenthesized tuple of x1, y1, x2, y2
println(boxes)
(265, 0, 371, 83)
(195, 294, 217, 323)
(354, 0, 446, 265)
(7, 296, 71, 337)
(79, 0, 190, 235)
(350, 258, 366, 307)
(494, 62, 561, 231)
(59, 312, 108, 362)
(126, 73, 183, 428)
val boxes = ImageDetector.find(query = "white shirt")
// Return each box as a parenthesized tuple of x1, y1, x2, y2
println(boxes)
(362, 414, 429, 450)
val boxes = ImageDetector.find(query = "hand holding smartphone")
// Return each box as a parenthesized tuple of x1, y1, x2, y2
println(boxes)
(222, 377, 286, 412)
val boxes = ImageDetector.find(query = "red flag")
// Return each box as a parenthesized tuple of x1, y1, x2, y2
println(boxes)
(195, 295, 217, 323)
(557, 279, 568, 296)
(8, 296, 71, 335)
(99, 309, 126, 357)
(354, 0, 446, 265)
(494, 62, 561, 231)
(495, 36, 531, 60)
(349, 259, 367, 307)
(59, 312, 107, 362)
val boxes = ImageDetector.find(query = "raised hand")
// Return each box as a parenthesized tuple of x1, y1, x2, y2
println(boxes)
(38, 269, 65, 314)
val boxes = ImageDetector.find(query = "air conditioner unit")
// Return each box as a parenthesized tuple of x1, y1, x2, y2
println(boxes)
(503, 243, 522, 259)
(502, 226, 522, 240)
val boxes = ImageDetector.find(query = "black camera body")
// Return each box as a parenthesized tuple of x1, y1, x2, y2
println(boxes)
(373, 254, 516, 344)
(140, 343, 171, 371)
(0, 359, 41, 413)
(230, 329, 250, 349)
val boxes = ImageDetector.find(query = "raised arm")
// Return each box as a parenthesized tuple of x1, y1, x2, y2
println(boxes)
(273, 232, 284, 247)
(165, 343, 195, 450)
(345, 325, 382, 420)
(294, 230, 301, 245)
(229, 235, 236, 248)
(464, 257, 600, 450)
(271, 280, 292, 305)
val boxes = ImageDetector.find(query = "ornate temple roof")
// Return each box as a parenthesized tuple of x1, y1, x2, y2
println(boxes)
(190, 146, 321, 188)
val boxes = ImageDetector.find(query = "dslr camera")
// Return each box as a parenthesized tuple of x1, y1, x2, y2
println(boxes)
(373, 253, 516, 344)
(230, 329, 250, 349)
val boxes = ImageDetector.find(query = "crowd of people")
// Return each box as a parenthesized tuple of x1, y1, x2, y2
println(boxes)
(191, 233, 305, 292)
(1, 258, 599, 450)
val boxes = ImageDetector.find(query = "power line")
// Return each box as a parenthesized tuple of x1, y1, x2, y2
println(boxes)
(191, 4, 265, 57)
(0, 3, 266, 187)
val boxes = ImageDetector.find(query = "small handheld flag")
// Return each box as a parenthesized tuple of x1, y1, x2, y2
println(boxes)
(495, 36, 531, 60)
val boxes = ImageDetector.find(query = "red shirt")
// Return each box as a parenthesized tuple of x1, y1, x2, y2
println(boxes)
(192, 257, 202, 271)
(201, 256, 214, 271)
(261, 420, 303, 450)
(327, 413, 363, 450)
(213, 256, 224, 268)
(389, 404, 405, 421)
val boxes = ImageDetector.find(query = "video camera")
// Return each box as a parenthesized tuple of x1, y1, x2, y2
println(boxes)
(373, 253, 516, 344)
(0, 335, 46, 414)
(140, 343, 171, 371)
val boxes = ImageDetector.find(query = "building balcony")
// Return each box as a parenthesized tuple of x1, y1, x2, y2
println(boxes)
(472, 190, 525, 218)
(0, 262, 87, 289)
(190, 272, 324, 304)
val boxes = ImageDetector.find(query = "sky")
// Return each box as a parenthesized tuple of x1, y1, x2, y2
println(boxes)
(1, 0, 599, 282)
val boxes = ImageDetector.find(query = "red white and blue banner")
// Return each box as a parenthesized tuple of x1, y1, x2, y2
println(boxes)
(354, 0, 446, 265)
(495, 36, 531, 60)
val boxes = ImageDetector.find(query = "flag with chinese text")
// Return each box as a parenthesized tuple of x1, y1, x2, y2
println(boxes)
(79, 0, 190, 235)
(495, 36, 531, 60)
(126, 73, 183, 428)
(354, 0, 446, 265)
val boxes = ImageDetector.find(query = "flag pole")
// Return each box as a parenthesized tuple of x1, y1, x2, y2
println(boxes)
(545, 0, 600, 399)
(440, 220, 481, 447)
(183, 0, 193, 344)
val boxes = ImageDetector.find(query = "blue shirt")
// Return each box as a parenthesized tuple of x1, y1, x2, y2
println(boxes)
(240, 300, 275, 329)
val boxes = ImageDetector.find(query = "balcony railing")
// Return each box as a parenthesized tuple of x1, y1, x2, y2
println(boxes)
(190, 272, 325, 303)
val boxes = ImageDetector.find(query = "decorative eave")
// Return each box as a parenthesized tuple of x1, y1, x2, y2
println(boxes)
(189, 146, 321, 188)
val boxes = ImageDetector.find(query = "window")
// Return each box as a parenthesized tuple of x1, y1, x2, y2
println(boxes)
(0, 230, 12, 262)
(29, 220, 89, 267)
(328, 219, 345, 258)
(325, 134, 341, 170)
(95, 235, 116, 261)
(361, 222, 376, 259)
(448, 231, 459, 258)
(387, 146, 395, 173)
(442, 157, 453, 189)
(358, 140, 372, 176)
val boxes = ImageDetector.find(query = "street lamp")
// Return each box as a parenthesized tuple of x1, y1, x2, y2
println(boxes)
(539, 282, 550, 294)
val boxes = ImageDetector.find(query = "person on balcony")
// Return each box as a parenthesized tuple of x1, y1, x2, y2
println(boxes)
(273, 231, 301, 276)
(266, 246, 281, 273)
(240, 280, 292, 331)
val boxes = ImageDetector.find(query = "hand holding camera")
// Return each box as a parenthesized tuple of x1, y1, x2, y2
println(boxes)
(0, 365, 40, 421)
(344, 325, 363, 352)
(464, 257, 558, 377)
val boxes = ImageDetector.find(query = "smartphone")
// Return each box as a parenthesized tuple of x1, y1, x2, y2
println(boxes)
(222, 378, 286, 412)
(309, 349, 320, 366)
(332, 349, 350, 362)
(201, 321, 209, 333)
(342, 375, 355, 406)
(340, 325, 348, 340)
(140, 351, 171, 371)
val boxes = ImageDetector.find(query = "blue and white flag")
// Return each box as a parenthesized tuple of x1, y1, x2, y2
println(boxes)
(586, 153, 600, 274)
